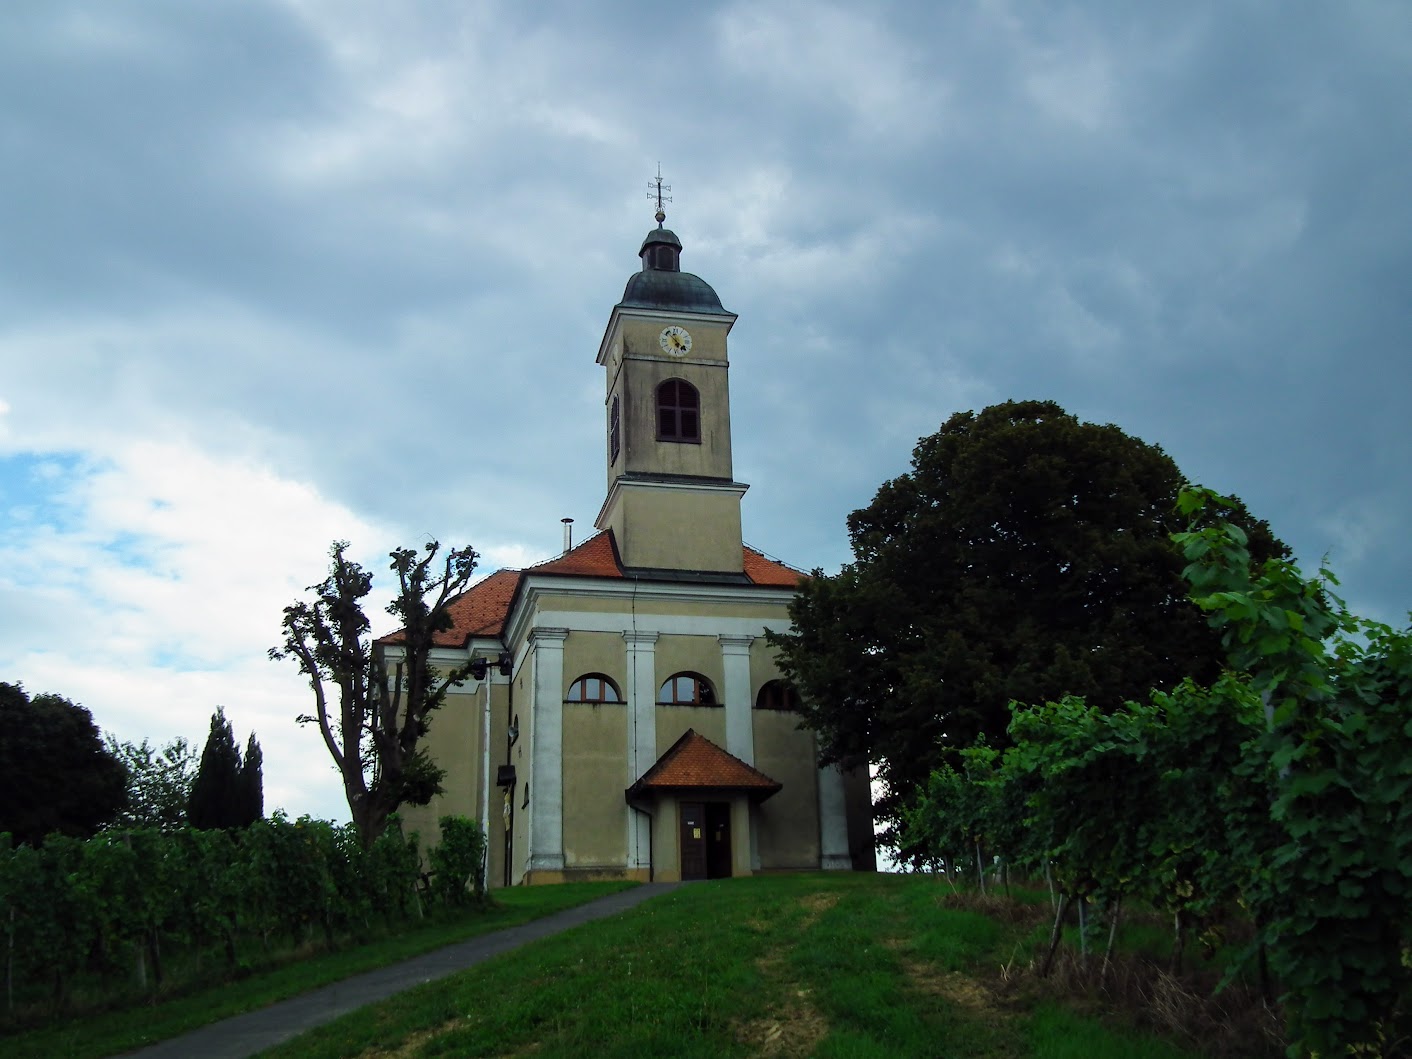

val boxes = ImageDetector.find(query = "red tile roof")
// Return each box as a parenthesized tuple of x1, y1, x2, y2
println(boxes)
(743, 545, 806, 586)
(433, 568, 520, 644)
(526, 530, 623, 577)
(626, 729, 782, 802)
(383, 531, 805, 648)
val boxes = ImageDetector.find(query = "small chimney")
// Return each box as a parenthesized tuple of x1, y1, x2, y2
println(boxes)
(561, 517, 574, 553)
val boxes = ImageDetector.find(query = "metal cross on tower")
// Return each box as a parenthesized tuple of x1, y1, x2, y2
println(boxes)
(648, 165, 671, 226)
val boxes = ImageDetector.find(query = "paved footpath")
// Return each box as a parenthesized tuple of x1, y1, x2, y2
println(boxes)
(125, 882, 679, 1059)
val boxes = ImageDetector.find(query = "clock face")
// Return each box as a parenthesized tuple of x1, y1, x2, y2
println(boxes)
(659, 325, 692, 357)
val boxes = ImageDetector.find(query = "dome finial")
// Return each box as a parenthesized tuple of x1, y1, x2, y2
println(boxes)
(648, 164, 671, 228)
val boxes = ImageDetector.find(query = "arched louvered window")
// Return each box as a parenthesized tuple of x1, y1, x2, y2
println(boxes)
(657, 672, 717, 706)
(656, 379, 700, 443)
(755, 680, 801, 711)
(566, 674, 624, 704)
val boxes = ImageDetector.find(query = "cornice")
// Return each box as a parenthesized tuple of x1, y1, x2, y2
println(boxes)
(596, 304, 739, 366)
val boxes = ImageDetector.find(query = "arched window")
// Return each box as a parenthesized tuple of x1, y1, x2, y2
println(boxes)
(658, 672, 717, 706)
(656, 379, 700, 443)
(755, 680, 800, 711)
(566, 674, 624, 704)
(609, 394, 620, 465)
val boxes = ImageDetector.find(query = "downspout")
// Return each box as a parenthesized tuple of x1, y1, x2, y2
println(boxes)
(504, 653, 516, 888)
(479, 658, 492, 865)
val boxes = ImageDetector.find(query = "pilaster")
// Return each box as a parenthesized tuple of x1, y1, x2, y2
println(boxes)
(623, 629, 659, 870)
(717, 633, 755, 764)
(527, 627, 569, 874)
(817, 762, 852, 871)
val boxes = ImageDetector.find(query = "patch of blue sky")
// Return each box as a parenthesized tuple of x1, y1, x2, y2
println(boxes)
(0, 451, 93, 529)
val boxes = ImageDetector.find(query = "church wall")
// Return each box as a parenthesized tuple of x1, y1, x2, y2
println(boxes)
(509, 652, 535, 885)
(618, 318, 728, 364)
(650, 793, 681, 883)
(561, 704, 629, 868)
(653, 633, 724, 695)
(656, 704, 727, 751)
(753, 711, 823, 868)
(618, 353, 733, 482)
(529, 592, 790, 625)
(606, 487, 743, 572)
(397, 683, 482, 852)
(749, 639, 788, 690)
(561, 630, 625, 693)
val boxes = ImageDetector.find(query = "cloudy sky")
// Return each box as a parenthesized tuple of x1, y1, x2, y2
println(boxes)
(2, 1, 1408, 824)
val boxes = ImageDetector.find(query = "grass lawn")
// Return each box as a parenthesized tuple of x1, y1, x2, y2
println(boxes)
(0, 881, 635, 1059)
(263, 873, 1223, 1058)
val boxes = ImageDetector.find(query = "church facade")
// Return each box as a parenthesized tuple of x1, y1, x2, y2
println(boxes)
(397, 212, 875, 886)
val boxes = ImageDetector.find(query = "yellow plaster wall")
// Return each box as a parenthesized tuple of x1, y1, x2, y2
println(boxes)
(650, 794, 681, 883)
(603, 486, 743, 572)
(528, 592, 789, 625)
(561, 631, 626, 694)
(749, 640, 788, 694)
(653, 634, 724, 695)
(618, 318, 729, 364)
(398, 685, 482, 849)
(562, 704, 629, 867)
(753, 710, 822, 868)
(656, 705, 727, 751)
(509, 656, 534, 885)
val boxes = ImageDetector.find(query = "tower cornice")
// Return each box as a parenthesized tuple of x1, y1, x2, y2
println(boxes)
(596, 304, 738, 367)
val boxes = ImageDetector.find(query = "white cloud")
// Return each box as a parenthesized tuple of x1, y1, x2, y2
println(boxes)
(0, 440, 394, 822)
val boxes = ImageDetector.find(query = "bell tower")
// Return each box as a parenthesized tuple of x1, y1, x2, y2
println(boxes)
(594, 178, 747, 573)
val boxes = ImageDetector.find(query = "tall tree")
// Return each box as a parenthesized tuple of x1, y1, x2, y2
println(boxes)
(241, 732, 264, 826)
(271, 541, 478, 847)
(188, 708, 262, 830)
(106, 735, 198, 830)
(769, 400, 1286, 835)
(0, 682, 128, 845)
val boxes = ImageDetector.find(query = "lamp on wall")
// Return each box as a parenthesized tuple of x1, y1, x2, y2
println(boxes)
(469, 651, 513, 681)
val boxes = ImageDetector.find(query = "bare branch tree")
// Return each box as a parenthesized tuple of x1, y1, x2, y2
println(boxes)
(270, 540, 478, 846)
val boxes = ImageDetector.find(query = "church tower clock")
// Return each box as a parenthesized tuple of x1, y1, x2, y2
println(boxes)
(594, 184, 747, 573)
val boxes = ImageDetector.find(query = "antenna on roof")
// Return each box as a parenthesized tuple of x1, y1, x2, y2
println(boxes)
(561, 517, 574, 554)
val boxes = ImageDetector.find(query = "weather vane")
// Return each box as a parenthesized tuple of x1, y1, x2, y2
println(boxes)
(648, 164, 671, 226)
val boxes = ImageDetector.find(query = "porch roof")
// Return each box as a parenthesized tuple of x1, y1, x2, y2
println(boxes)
(625, 728, 783, 804)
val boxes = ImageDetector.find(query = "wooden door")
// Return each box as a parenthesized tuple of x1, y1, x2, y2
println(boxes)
(706, 802, 732, 879)
(680, 801, 707, 881)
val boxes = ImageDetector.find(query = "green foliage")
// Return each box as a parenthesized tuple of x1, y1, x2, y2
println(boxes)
(903, 485, 1412, 1057)
(0, 683, 127, 846)
(0, 814, 432, 1017)
(1176, 487, 1412, 1057)
(188, 708, 262, 830)
(271, 540, 479, 847)
(428, 815, 487, 906)
(105, 736, 197, 830)
(769, 401, 1285, 836)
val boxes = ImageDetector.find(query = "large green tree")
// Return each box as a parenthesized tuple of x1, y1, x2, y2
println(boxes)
(0, 682, 128, 845)
(271, 541, 478, 847)
(105, 735, 198, 830)
(770, 400, 1286, 833)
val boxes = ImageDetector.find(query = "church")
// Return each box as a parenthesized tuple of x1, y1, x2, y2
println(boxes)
(397, 196, 876, 886)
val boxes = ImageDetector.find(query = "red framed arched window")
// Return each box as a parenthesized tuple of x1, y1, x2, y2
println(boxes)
(566, 674, 624, 704)
(657, 672, 717, 706)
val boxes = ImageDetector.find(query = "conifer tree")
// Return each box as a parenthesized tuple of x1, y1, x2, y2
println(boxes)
(188, 707, 263, 829)
(241, 732, 264, 825)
